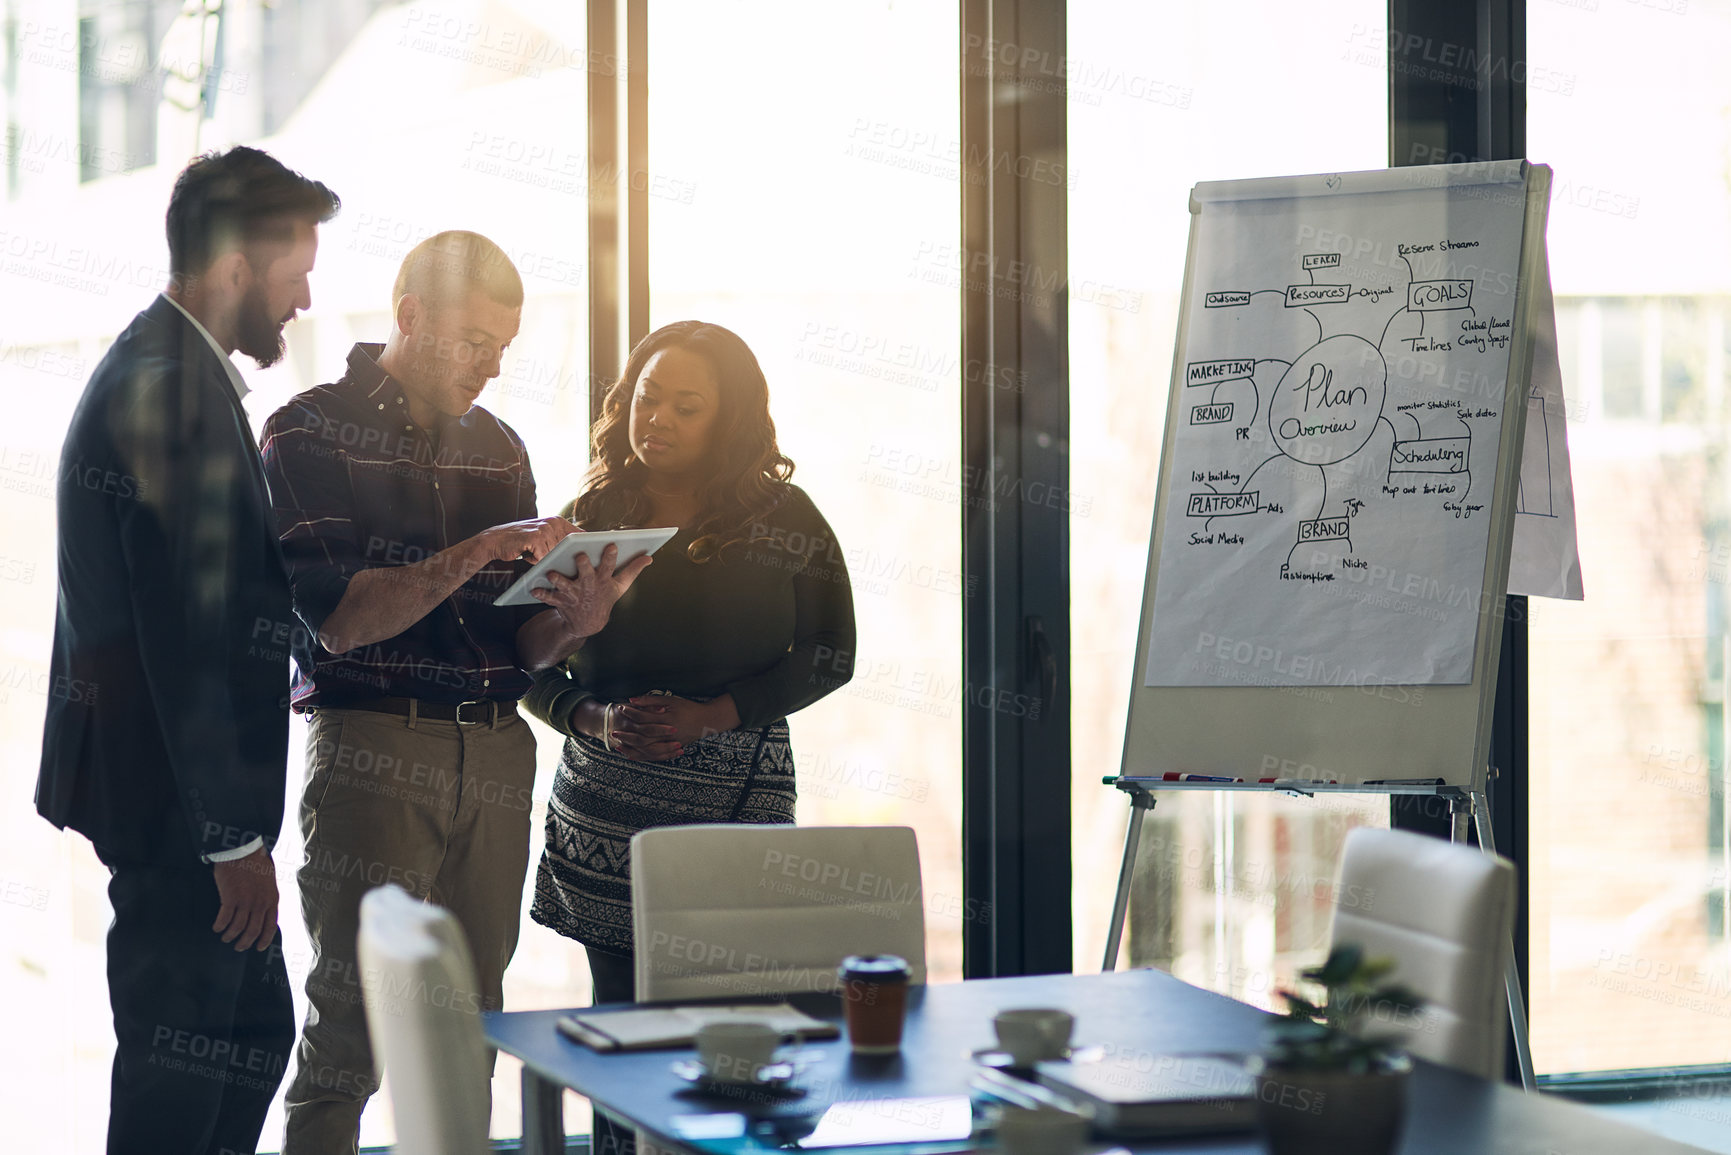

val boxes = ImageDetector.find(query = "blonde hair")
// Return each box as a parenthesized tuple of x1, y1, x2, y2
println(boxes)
(391, 230, 523, 314)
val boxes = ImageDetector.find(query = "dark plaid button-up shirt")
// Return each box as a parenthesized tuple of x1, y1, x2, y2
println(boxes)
(260, 343, 543, 708)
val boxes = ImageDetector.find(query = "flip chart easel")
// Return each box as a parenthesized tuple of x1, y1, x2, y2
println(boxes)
(1102, 161, 1555, 1092)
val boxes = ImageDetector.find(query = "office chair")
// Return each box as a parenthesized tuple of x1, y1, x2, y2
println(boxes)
(1330, 825, 1518, 1080)
(630, 824, 926, 1002)
(357, 884, 491, 1155)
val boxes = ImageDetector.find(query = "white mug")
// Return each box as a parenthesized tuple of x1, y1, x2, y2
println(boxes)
(694, 1019, 781, 1084)
(993, 1008, 1075, 1067)
(996, 1105, 1089, 1155)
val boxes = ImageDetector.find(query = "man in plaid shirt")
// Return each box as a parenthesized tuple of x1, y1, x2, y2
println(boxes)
(260, 230, 648, 1154)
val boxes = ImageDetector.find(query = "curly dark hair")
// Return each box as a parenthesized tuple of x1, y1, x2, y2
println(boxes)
(568, 320, 794, 561)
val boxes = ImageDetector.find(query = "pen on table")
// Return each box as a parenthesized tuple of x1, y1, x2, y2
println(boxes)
(1159, 772, 1242, 782)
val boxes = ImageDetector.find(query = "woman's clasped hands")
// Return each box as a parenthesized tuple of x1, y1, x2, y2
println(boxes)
(601, 693, 742, 761)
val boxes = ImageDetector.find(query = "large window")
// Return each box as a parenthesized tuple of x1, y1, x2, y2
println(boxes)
(647, 0, 965, 982)
(1528, 0, 1731, 1077)
(1066, 0, 1391, 999)
(0, 0, 962, 1146)
(0, 1, 595, 1144)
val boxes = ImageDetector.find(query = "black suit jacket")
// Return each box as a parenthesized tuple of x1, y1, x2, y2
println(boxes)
(36, 295, 293, 866)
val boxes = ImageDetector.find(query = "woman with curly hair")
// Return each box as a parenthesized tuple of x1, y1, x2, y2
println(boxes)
(522, 319, 857, 1003)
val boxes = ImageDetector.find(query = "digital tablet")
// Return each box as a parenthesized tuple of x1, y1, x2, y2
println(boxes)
(492, 527, 678, 607)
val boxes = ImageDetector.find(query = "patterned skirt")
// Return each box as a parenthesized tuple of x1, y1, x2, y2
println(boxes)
(531, 723, 797, 953)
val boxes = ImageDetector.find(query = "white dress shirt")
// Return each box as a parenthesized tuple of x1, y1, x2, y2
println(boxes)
(160, 292, 250, 400)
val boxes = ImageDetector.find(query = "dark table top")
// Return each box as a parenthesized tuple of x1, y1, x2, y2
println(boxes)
(485, 968, 1712, 1155)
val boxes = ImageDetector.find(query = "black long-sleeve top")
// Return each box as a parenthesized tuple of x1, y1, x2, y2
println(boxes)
(523, 483, 856, 733)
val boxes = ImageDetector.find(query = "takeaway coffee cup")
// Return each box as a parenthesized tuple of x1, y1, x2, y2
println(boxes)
(992, 1008, 1075, 1067)
(694, 1019, 781, 1083)
(838, 954, 911, 1054)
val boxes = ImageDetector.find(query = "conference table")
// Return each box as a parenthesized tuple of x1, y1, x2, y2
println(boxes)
(485, 968, 1711, 1155)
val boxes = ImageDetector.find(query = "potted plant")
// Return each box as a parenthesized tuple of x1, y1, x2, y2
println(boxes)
(1252, 944, 1425, 1155)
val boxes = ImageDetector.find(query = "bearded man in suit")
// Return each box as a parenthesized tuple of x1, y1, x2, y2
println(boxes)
(35, 145, 339, 1155)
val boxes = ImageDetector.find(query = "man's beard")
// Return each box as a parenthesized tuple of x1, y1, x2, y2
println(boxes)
(234, 281, 287, 368)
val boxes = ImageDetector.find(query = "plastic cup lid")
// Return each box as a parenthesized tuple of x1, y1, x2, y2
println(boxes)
(838, 954, 911, 981)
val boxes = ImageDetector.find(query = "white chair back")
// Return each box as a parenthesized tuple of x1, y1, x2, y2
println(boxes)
(631, 824, 926, 1002)
(357, 885, 491, 1155)
(1331, 825, 1517, 1080)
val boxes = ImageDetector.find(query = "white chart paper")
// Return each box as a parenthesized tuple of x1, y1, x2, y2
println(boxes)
(1145, 172, 1530, 687)
(1508, 254, 1585, 600)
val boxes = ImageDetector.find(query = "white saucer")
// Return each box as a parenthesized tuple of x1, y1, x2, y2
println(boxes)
(670, 1049, 818, 1096)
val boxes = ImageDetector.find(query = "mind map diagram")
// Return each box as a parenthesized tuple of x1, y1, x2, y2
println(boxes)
(1143, 170, 1544, 687)
(1179, 240, 1514, 585)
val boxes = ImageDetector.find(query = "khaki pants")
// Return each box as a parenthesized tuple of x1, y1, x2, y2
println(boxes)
(281, 705, 536, 1155)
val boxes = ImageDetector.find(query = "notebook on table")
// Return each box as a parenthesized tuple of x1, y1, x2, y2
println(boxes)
(1034, 1054, 1257, 1137)
(556, 1003, 839, 1052)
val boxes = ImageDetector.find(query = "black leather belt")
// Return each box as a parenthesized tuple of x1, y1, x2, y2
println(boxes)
(340, 697, 517, 726)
